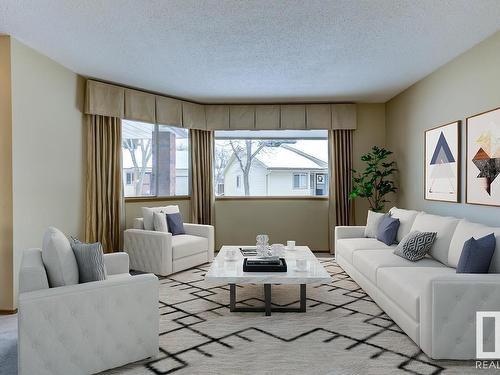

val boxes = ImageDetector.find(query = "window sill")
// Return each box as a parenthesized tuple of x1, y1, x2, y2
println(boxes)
(215, 196, 328, 201)
(125, 196, 191, 203)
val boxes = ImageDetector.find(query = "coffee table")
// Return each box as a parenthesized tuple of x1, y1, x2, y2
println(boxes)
(205, 245, 331, 316)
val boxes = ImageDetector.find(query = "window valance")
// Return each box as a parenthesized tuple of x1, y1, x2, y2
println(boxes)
(84, 79, 357, 130)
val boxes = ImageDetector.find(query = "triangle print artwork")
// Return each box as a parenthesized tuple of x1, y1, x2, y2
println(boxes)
(428, 131, 456, 195)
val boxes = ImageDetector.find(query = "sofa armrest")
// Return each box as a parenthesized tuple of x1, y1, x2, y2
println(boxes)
(19, 248, 49, 293)
(420, 273, 500, 359)
(184, 223, 215, 261)
(123, 229, 173, 275)
(335, 226, 365, 240)
(103, 252, 129, 275)
(18, 274, 159, 375)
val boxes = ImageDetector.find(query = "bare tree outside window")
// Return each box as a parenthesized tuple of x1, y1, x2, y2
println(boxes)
(229, 140, 267, 196)
(122, 138, 152, 195)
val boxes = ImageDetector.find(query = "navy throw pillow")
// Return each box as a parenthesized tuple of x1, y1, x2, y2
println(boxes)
(166, 212, 185, 235)
(456, 233, 496, 273)
(376, 215, 400, 246)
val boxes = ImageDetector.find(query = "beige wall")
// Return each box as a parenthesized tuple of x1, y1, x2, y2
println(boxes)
(0, 36, 14, 311)
(125, 199, 191, 229)
(215, 198, 330, 251)
(353, 103, 387, 225)
(10, 39, 85, 304)
(386, 30, 500, 226)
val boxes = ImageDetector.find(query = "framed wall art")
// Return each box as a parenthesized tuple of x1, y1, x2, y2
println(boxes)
(467, 107, 500, 207)
(424, 121, 460, 202)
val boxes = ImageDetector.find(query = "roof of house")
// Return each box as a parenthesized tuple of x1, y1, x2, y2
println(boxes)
(255, 145, 327, 170)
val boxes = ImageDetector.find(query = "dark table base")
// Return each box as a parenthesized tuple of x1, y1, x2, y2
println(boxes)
(229, 283, 306, 316)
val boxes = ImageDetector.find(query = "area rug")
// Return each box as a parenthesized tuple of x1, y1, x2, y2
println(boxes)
(105, 258, 485, 375)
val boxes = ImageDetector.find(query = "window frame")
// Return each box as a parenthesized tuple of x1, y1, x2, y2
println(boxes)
(213, 130, 329, 200)
(123, 121, 191, 201)
(293, 173, 308, 190)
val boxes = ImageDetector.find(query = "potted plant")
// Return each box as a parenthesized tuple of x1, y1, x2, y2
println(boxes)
(350, 146, 398, 212)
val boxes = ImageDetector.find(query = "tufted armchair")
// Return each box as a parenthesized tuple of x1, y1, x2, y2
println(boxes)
(18, 248, 159, 375)
(124, 218, 214, 276)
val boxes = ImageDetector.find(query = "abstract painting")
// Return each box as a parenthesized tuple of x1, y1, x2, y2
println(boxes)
(467, 107, 500, 206)
(425, 121, 460, 202)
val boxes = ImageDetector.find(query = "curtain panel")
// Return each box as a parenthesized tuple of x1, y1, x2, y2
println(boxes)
(190, 129, 214, 225)
(85, 114, 123, 253)
(328, 129, 354, 253)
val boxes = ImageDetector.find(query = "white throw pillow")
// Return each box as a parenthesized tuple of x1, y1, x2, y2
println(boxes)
(41, 227, 79, 287)
(142, 205, 179, 230)
(364, 210, 385, 238)
(153, 212, 169, 232)
(389, 207, 420, 243)
(142, 205, 180, 231)
(410, 212, 459, 266)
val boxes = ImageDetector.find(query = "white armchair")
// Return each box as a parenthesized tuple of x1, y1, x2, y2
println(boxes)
(18, 248, 159, 375)
(124, 218, 214, 276)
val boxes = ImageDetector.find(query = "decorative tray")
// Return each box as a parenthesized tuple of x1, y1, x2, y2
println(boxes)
(243, 258, 287, 272)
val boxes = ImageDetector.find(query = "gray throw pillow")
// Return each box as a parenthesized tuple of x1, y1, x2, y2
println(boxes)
(377, 215, 400, 245)
(70, 238, 107, 283)
(394, 231, 437, 261)
(364, 210, 386, 238)
(166, 212, 186, 235)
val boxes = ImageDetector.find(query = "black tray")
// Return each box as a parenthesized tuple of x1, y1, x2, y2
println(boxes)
(243, 258, 287, 272)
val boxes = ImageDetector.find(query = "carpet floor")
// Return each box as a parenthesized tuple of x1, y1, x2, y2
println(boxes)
(1, 259, 492, 374)
(105, 258, 487, 375)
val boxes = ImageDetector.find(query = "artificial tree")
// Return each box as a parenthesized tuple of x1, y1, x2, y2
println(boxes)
(350, 146, 398, 212)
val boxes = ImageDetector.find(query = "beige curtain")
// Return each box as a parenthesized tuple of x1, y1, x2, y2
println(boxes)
(85, 114, 123, 253)
(329, 129, 354, 253)
(190, 129, 214, 225)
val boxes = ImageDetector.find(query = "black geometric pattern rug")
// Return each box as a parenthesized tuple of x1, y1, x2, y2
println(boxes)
(105, 259, 484, 375)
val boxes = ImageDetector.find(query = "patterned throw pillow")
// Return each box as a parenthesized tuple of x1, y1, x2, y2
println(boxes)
(393, 231, 437, 261)
(70, 238, 107, 283)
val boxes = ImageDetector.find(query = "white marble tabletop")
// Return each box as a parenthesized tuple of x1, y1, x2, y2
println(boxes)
(205, 246, 332, 285)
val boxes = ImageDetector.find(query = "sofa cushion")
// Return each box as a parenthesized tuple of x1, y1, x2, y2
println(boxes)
(172, 235, 208, 260)
(336, 238, 395, 264)
(364, 211, 385, 238)
(410, 212, 459, 266)
(377, 266, 455, 321)
(42, 227, 79, 287)
(352, 249, 445, 284)
(389, 207, 420, 243)
(142, 205, 179, 231)
(448, 219, 500, 271)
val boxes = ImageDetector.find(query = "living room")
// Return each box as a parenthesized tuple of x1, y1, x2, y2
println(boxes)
(1, 1, 500, 374)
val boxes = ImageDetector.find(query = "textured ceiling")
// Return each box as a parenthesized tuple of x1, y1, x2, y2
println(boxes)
(1, 0, 500, 103)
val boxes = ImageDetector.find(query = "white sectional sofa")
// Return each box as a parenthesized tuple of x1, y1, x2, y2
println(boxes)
(335, 208, 500, 360)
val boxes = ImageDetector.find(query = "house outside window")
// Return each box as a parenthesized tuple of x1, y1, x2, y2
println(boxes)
(214, 130, 329, 197)
(122, 120, 190, 197)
